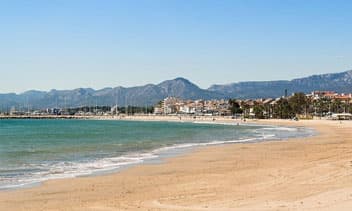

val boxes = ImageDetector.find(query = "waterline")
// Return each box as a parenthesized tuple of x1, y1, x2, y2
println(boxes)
(0, 119, 314, 190)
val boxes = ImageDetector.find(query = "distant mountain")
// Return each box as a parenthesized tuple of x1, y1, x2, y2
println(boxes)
(208, 70, 352, 99)
(158, 77, 223, 99)
(0, 77, 224, 110)
(1, 70, 352, 111)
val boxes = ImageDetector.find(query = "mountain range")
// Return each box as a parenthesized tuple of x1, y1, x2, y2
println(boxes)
(209, 70, 352, 99)
(1, 70, 352, 110)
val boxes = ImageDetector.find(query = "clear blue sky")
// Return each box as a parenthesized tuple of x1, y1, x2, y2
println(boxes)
(0, 0, 351, 93)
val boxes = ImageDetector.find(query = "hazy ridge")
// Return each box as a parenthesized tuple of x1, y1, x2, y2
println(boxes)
(1, 70, 352, 109)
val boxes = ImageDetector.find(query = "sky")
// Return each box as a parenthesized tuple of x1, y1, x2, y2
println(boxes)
(0, 0, 351, 93)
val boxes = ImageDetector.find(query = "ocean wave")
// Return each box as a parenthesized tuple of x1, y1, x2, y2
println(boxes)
(259, 127, 298, 132)
(0, 153, 159, 190)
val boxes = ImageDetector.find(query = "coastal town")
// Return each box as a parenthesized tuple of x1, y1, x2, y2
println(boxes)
(3, 1, 352, 210)
(1, 90, 352, 120)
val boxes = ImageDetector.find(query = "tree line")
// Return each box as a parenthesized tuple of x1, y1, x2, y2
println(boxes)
(229, 93, 352, 119)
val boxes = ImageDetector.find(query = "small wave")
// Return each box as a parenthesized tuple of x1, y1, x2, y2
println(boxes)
(0, 153, 160, 190)
(260, 127, 298, 132)
(152, 135, 274, 154)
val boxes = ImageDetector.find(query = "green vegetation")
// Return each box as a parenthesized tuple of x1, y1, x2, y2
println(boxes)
(252, 102, 265, 119)
(228, 99, 242, 115)
(248, 92, 352, 119)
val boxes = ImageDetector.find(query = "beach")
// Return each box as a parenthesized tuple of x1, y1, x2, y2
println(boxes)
(0, 118, 351, 210)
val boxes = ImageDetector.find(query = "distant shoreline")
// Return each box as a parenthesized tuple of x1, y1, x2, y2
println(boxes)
(0, 114, 343, 124)
(0, 115, 84, 119)
(0, 114, 238, 123)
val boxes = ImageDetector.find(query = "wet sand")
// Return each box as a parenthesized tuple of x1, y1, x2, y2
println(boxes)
(0, 119, 351, 210)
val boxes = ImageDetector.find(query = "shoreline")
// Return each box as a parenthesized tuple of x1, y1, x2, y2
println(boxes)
(0, 118, 311, 192)
(0, 119, 351, 210)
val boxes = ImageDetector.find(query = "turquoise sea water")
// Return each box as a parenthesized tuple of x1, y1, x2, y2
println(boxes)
(0, 119, 312, 189)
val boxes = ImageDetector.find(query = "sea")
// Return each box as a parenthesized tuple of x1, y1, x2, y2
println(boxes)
(0, 119, 314, 190)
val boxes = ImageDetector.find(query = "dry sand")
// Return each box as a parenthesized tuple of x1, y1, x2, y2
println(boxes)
(0, 119, 352, 210)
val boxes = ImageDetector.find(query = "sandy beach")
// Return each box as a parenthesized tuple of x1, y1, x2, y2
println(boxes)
(0, 118, 351, 210)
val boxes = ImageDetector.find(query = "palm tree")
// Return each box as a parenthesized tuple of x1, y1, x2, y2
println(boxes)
(240, 101, 250, 118)
(331, 99, 343, 113)
(253, 102, 265, 119)
(288, 93, 308, 115)
(313, 98, 330, 117)
(274, 98, 293, 119)
(228, 99, 242, 116)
